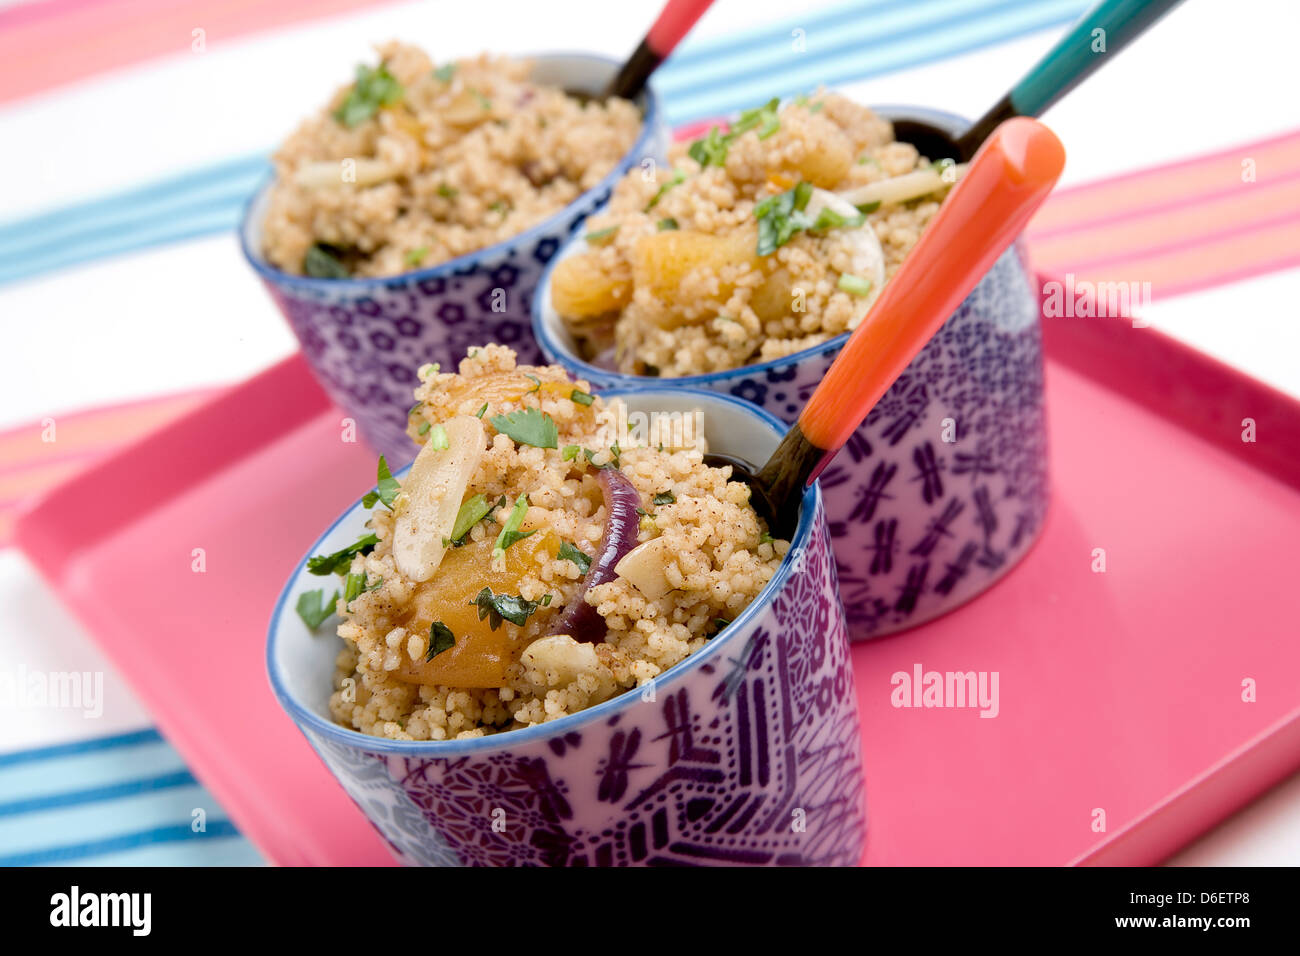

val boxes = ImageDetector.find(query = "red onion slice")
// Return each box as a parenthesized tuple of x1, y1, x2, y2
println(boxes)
(548, 467, 641, 643)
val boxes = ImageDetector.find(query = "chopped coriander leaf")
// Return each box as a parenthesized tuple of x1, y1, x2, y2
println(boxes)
(754, 181, 814, 256)
(490, 407, 558, 448)
(474, 90, 492, 111)
(308, 533, 380, 575)
(404, 246, 429, 266)
(855, 200, 881, 215)
(709, 617, 732, 637)
(731, 97, 781, 139)
(493, 495, 535, 559)
(361, 490, 380, 509)
(759, 531, 774, 545)
(475, 402, 488, 418)
(837, 274, 874, 297)
(437, 183, 459, 199)
(653, 491, 676, 506)
(608, 442, 622, 469)
(433, 63, 456, 83)
(688, 126, 730, 168)
(489, 199, 508, 214)
(645, 170, 685, 211)
(583, 448, 598, 463)
(584, 225, 619, 245)
(428, 424, 449, 449)
(857, 155, 880, 167)
(657, 217, 679, 231)
(562, 444, 582, 461)
(418, 421, 431, 436)
(471, 587, 548, 630)
(408, 401, 422, 418)
(635, 506, 647, 516)
(426, 622, 455, 660)
(304, 243, 349, 279)
(295, 589, 338, 630)
(525, 375, 541, 394)
(570, 389, 594, 407)
(808, 101, 824, 114)
(557, 541, 591, 575)
(333, 63, 404, 128)
(343, 572, 382, 604)
(450, 493, 493, 544)
(373, 455, 401, 509)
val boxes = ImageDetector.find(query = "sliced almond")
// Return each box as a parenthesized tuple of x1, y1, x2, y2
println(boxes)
(836, 164, 965, 209)
(294, 158, 397, 189)
(521, 634, 618, 702)
(614, 535, 678, 600)
(392, 415, 485, 582)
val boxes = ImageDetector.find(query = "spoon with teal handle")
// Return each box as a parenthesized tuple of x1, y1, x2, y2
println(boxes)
(892, 0, 1184, 162)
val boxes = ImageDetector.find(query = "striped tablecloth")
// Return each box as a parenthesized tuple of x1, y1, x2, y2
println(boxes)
(1, 0, 1297, 865)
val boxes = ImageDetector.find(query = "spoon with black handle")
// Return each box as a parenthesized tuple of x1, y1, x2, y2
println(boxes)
(892, 0, 1183, 162)
(708, 117, 1066, 539)
(604, 0, 715, 100)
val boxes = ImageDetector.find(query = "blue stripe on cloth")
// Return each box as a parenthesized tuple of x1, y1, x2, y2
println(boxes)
(0, 0, 1086, 287)
(5, 821, 246, 867)
(0, 730, 264, 867)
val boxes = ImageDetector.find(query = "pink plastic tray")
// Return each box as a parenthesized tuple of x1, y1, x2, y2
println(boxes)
(15, 295, 1300, 866)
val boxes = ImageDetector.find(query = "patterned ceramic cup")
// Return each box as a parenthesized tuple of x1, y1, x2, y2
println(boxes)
(532, 107, 1049, 641)
(240, 53, 670, 465)
(268, 388, 865, 866)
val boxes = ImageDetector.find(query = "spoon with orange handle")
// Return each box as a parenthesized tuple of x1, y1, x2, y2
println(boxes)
(709, 117, 1066, 538)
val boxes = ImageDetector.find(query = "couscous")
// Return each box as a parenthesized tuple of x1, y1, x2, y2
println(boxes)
(262, 43, 642, 278)
(550, 93, 961, 375)
(301, 345, 787, 740)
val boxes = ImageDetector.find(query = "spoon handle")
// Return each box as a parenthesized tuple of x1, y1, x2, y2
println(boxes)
(957, 0, 1184, 156)
(605, 0, 715, 100)
(763, 118, 1064, 501)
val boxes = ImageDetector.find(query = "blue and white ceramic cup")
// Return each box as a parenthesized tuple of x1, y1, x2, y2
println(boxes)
(241, 53, 670, 465)
(268, 388, 866, 867)
(533, 108, 1049, 640)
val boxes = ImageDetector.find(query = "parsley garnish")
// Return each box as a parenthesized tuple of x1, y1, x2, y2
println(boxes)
(585, 225, 619, 245)
(811, 206, 866, 232)
(296, 589, 338, 630)
(570, 389, 594, 407)
(855, 200, 881, 215)
(525, 375, 541, 393)
(437, 183, 458, 199)
(490, 408, 558, 448)
(493, 495, 535, 559)
(471, 587, 549, 630)
(450, 493, 494, 545)
(343, 572, 381, 605)
(653, 491, 676, 506)
(557, 541, 591, 575)
(475, 402, 488, 418)
(307, 533, 379, 576)
(608, 442, 622, 469)
(426, 622, 455, 660)
(645, 170, 685, 211)
(304, 244, 349, 279)
(657, 217, 679, 231)
(562, 445, 581, 461)
(754, 181, 814, 256)
(333, 63, 404, 128)
(687, 97, 781, 168)
(433, 63, 456, 83)
(362, 456, 401, 510)
(405, 246, 429, 266)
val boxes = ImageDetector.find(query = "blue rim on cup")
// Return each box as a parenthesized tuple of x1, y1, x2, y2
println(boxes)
(240, 53, 670, 465)
(267, 386, 866, 866)
(532, 105, 1050, 641)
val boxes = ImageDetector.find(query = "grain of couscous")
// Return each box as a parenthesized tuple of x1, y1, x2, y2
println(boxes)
(307, 345, 787, 740)
(550, 93, 960, 375)
(262, 43, 642, 279)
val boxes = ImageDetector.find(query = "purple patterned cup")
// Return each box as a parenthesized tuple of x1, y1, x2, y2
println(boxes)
(268, 388, 865, 866)
(240, 53, 670, 465)
(532, 107, 1049, 641)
